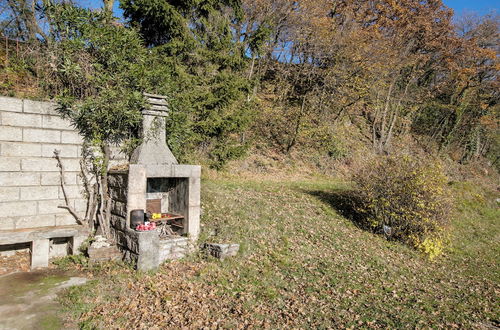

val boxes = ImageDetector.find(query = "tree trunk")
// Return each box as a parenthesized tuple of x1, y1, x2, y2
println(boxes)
(286, 95, 306, 154)
(376, 79, 395, 153)
(248, 54, 256, 80)
(103, 0, 115, 14)
(97, 144, 112, 239)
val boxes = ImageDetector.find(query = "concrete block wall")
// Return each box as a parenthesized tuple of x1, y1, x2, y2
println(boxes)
(0, 96, 126, 232)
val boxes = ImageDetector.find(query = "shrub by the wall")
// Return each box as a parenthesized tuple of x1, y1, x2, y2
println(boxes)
(353, 155, 453, 259)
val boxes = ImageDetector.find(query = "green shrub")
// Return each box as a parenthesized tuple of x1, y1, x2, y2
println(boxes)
(353, 155, 453, 259)
(52, 254, 89, 270)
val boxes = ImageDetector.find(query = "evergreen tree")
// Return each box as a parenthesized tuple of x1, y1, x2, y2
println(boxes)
(121, 0, 255, 168)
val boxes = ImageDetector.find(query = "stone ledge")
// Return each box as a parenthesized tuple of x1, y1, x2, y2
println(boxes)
(145, 164, 201, 178)
(0, 96, 23, 112)
(0, 225, 89, 245)
(23, 99, 58, 115)
(88, 245, 122, 264)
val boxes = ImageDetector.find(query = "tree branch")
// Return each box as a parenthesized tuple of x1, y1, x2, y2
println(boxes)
(53, 149, 86, 227)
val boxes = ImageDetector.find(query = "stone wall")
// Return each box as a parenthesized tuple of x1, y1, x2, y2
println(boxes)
(0, 96, 125, 232)
(109, 170, 162, 271)
(108, 170, 193, 270)
(0, 96, 85, 231)
(159, 237, 190, 262)
(108, 170, 132, 252)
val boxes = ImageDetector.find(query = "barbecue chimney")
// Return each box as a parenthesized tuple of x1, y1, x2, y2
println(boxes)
(130, 93, 178, 165)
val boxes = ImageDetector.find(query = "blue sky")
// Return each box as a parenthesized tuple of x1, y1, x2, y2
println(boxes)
(443, 0, 499, 15)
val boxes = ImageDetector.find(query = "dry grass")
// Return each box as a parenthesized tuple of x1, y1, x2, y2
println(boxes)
(59, 175, 499, 329)
(0, 251, 30, 275)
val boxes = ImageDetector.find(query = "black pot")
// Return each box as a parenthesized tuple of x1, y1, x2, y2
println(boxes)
(130, 209, 144, 229)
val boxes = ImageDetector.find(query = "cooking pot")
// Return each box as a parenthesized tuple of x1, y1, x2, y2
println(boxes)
(130, 209, 145, 229)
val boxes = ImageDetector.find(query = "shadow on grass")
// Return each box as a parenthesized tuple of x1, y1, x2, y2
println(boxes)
(304, 188, 373, 232)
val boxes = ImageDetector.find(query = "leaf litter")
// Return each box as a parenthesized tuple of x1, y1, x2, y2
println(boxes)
(60, 178, 499, 329)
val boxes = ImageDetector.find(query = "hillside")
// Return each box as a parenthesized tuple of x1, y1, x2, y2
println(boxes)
(59, 175, 499, 328)
(1, 0, 498, 171)
(0, 1, 498, 328)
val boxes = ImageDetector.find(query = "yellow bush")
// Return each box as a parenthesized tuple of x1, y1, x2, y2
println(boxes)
(415, 235, 446, 261)
(353, 155, 453, 259)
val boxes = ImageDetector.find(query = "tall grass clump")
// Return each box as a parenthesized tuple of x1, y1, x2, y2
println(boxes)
(353, 155, 453, 259)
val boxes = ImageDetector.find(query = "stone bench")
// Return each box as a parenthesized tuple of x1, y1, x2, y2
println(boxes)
(0, 225, 89, 269)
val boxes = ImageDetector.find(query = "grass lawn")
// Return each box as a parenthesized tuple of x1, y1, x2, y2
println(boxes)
(59, 176, 499, 329)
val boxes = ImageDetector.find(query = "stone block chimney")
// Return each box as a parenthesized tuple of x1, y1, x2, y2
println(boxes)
(130, 93, 178, 165)
(108, 93, 201, 271)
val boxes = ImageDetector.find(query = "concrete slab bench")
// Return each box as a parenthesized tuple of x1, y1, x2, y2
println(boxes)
(0, 225, 89, 269)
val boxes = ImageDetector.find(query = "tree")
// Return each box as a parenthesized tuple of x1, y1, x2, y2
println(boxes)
(0, 0, 49, 41)
(413, 11, 499, 164)
(41, 2, 150, 237)
(103, 0, 114, 13)
(121, 0, 254, 168)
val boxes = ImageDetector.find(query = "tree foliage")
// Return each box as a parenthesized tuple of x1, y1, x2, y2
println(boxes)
(121, 0, 253, 168)
(239, 0, 498, 163)
(42, 3, 147, 146)
(0, 0, 498, 169)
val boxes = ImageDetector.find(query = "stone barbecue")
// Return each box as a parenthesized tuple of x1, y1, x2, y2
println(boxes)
(108, 93, 201, 271)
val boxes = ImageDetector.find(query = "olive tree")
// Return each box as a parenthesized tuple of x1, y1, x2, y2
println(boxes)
(42, 2, 150, 237)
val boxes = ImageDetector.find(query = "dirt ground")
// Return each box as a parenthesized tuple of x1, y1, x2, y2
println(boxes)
(0, 268, 87, 330)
